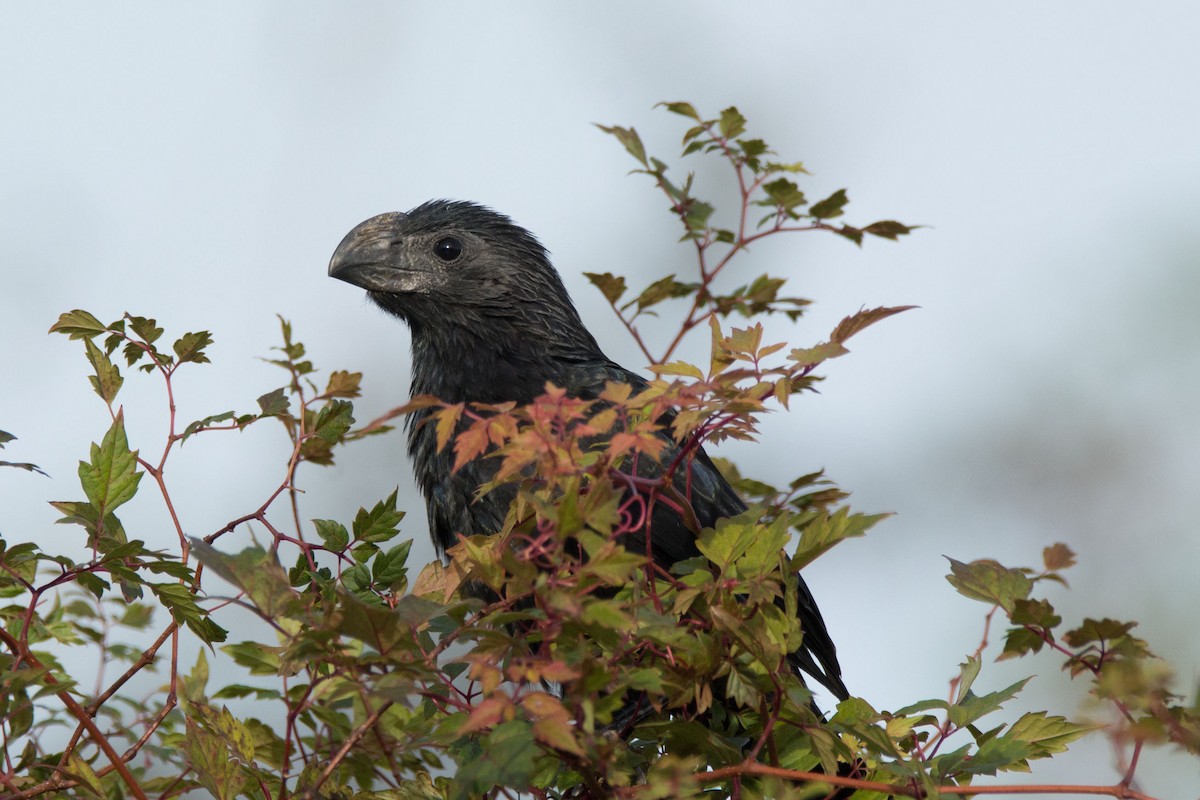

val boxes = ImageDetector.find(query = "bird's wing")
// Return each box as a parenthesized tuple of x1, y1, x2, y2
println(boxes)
(559, 360, 848, 701)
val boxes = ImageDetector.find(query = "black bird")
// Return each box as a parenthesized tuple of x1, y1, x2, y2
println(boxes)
(328, 200, 849, 708)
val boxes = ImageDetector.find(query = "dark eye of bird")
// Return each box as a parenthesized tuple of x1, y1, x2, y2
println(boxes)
(433, 236, 463, 262)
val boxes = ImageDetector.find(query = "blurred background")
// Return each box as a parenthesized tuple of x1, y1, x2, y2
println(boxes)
(2, 2, 1198, 793)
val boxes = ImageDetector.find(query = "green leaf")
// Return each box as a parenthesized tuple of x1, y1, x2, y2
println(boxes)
(787, 341, 849, 370)
(338, 592, 440, 655)
(718, 106, 747, 139)
(1011, 598, 1061, 629)
(1063, 617, 1138, 648)
(75, 571, 110, 598)
(1006, 711, 1099, 759)
(223, 638, 283, 676)
(62, 753, 104, 797)
(49, 309, 108, 339)
(452, 720, 539, 799)
(312, 399, 354, 443)
(0, 431, 47, 476)
(150, 582, 227, 643)
(945, 557, 1033, 612)
(765, 160, 810, 175)
(809, 188, 849, 219)
(580, 543, 643, 585)
(793, 507, 885, 568)
(212, 684, 283, 701)
(1000, 626, 1048, 660)
(760, 177, 806, 211)
(939, 735, 1033, 778)
(954, 656, 983, 703)
(49, 500, 128, 550)
(681, 199, 715, 233)
(580, 598, 636, 633)
(83, 338, 123, 403)
(630, 275, 695, 313)
(863, 220, 913, 240)
(660, 101, 701, 121)
(189, 540, 307, 622)
(372, 539, 414, 590)
(313, 519, 350, 551)
(634, 720, 745, 767)
(738, 138, 770, 166)
(323, 370, 362, 398)
(583, 271, 627, 305)
(180, 410, 237, 443)
(127, 315, 164, 344)
(695, 508, 760, 571)
(185, 708, 252, 800)
(122, 339, 154, 369)
(836, 225, 864, 245)
(352, 490, 404, 543)
(118, 602, 154, 628)
(595, 124, 649, 168)
(78, 411, 142, 519)
(648, 361, 704, 380)
(948, 677, 1031, 728)
(173, 330, 214, 364)
(256, 387, 289, 416)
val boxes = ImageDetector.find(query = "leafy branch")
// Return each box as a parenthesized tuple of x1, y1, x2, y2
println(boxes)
(592, 102, 914, 365)
(0, 101, 1193, 799)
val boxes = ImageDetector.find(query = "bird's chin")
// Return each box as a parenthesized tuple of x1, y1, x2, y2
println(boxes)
(367, 289, 425, 318)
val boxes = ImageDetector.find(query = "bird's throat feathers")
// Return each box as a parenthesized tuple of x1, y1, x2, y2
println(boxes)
(403, 305, 602, 405)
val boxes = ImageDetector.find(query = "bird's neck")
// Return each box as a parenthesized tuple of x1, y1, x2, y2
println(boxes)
(406, 315, 601, 405)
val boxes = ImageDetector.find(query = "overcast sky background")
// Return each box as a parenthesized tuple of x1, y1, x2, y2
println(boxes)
(2, 2, 1198, 793)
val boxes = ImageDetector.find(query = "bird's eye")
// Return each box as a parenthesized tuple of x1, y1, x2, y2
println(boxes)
(433, 236, 463, 262)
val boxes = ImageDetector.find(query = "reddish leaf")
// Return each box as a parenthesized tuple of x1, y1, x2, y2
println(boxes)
(830, 305, 917, 346)
(459, 696, 509, 735)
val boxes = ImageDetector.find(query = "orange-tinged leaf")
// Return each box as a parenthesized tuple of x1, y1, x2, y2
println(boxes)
(789, 341, 849, 367)
(727, 324, 764, 356)
(323, 370, 362, 398)
(609, 432, 638, 458)
(467, 659, 504, 695)
(600, 381, 633, 404)
(539, 661, 582, 683)
(1043, 543, 1077, 572)
(435, 403, 464, 452)
(533, 717, 584, 756)
(487, 415, 518, 446)
(829, 305, 916, 345)
(412, 560, 455, 601)
(459, 696, 509, 735)
(452, 420, 492, 473)
(584, 271, 627, 304)
(773, 376, 792, 409)
(587, 407, 618, 435)
(650, 361, 704, 380)
(521, 691, 569, 721)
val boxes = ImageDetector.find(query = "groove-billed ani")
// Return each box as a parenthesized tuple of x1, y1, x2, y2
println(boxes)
(328, 199, 849, 706)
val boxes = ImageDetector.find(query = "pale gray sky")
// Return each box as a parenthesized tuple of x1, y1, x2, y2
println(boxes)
(2, 3, 1198, 793)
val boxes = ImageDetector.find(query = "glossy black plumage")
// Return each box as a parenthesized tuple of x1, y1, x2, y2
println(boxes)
(329, 200, 848, 703)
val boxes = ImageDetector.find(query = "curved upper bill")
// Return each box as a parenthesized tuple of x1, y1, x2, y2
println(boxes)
(328, 211, 407, 292)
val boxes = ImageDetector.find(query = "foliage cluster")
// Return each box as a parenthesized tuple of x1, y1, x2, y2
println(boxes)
(0, 104, 1196, 799)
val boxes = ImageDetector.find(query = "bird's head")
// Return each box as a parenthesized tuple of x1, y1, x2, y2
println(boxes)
(330, 199, 606, 398)
(329, 200, 569, 324)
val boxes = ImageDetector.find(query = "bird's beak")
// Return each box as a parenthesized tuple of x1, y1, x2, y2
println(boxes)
(329, 211, 409, 292)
